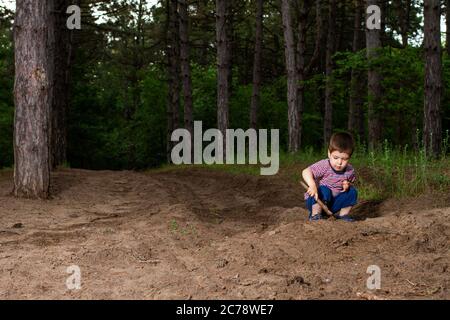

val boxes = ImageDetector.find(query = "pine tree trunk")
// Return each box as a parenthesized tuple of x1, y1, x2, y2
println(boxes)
(423, 0, 442, 157)
(166, 0, 181, 163)
(250, 0, 263, 129)
(324, 0, 336, 146)
(365, 0, 382, 150)
(179, 0, 194, 139)
(13, 0, 51, 199)
(281, 0, 299, 152)
(348, 0, 365, 140)
(216, 0, 231, 143)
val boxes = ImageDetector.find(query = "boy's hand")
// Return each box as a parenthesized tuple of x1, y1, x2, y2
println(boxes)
(341, 180, 350, 192)
(306, 184, 318, 201)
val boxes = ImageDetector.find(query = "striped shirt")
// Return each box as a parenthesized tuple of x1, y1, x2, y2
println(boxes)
(304, 159, 356, 199)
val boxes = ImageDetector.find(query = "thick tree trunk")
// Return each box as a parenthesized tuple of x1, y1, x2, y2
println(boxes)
(179, 0, 194, 139)
(296, 0, 310, 148)
(51, 0, 72, 169)
(166, 0, 181, 163)
(423, 0, 442, 157)
(365, 0, 382, 150)
(250, 0, 263, 129)
(324, 0, 336, 145)
(216, 0, 231, 143)
(13, 0, 51, 199)
(281, 0, 299, 152)
(348, 0, 365, 140)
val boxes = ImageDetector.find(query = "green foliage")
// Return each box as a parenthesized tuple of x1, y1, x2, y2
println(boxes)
(350, 140, 450, 200)
(133, 67, 168, 168)
(333, 46, 427, 146)
(192, 64, 217, 130)
(68, 57, 168, 169)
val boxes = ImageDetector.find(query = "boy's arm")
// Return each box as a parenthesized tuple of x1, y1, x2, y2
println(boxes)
(302, 167, 318, 200)
(347, 166, 356, 184)
(349, 172, 356, 183)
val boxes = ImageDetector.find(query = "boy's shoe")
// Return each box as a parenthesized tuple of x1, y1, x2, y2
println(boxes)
(309, 213, 324, 221)
(335, 215, 354, 222)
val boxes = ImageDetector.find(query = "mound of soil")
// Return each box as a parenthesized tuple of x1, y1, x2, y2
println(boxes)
(0, 168, 448, 299)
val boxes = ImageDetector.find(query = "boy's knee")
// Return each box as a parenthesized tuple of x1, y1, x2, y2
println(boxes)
(318, 186, 332, 202)
(346, 187, 358, 203)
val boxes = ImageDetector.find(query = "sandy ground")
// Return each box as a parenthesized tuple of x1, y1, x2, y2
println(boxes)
(0, 167, 448, 299)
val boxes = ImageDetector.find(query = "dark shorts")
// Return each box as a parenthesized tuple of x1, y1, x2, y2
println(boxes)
(306, 185, 358, 214)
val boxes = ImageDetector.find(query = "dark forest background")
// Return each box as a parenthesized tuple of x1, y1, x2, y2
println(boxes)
(0, 0, 449, 171)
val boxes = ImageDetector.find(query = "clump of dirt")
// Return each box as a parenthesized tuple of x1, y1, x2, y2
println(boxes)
(0, 167, 448, 299)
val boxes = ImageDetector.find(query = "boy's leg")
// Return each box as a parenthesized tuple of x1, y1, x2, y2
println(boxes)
(339, 206, 352, 216)
(330, 187, 358, 217)
(306, 186, 332, 219)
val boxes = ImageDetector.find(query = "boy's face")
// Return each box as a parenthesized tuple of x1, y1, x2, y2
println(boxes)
(328, 150, 351, 172)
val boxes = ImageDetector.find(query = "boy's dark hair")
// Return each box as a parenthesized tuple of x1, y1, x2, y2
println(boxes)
(328, 132, 355, 155)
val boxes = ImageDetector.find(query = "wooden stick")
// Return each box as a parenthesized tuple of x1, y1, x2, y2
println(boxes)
(300, 181, 334, 216)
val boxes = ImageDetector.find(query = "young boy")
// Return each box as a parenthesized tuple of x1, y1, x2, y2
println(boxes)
(302, 132, 357, 222)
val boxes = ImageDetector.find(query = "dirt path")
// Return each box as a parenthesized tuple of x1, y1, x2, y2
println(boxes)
(0, 168, 448, 299)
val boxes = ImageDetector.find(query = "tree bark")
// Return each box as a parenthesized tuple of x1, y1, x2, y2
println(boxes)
(166, 0, 181, 163)
(348, 0, 365, 140)
(216, 0, 231, 144)
(250, 0, 263, 129)
(13, 0, 51, 199)
(281, 0, 299, 152)
(179, 0, 194, 139)
(423, 0, 442, 157)
(365, 0, 382, 150)
(324, 0, 336, 145)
